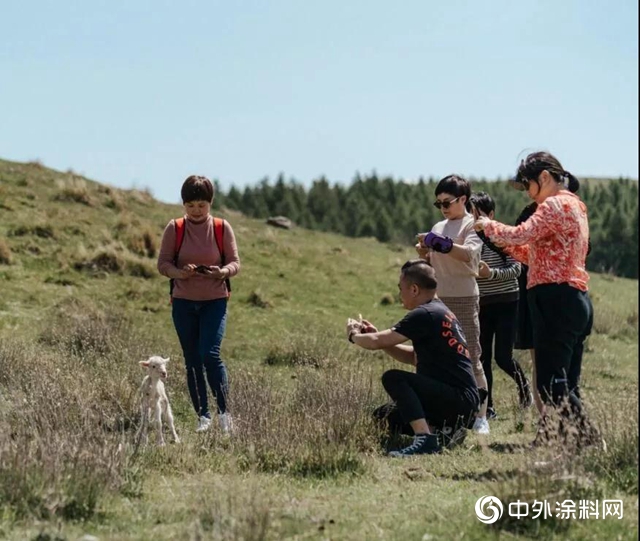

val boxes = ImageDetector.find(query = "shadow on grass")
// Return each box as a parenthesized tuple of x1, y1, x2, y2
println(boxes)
(447, 467, 525, 482)
(488, 441, 530, 454)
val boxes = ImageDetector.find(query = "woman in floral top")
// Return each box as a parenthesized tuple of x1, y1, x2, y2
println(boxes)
(474, 151, 599, 448)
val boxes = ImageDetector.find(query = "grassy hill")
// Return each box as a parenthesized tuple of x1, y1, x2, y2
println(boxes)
(0, 158, 637, 540)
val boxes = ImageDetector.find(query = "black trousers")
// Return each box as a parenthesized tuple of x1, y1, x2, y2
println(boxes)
(528, 283, 593, 417)
(375, 369, 479, 433)
(479, 300, 528, 408)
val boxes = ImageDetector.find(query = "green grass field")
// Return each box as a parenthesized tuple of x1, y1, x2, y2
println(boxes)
(0, 159, 637, 540)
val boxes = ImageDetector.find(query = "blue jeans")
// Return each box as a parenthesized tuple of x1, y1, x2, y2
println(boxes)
(172, 298, 229, 418)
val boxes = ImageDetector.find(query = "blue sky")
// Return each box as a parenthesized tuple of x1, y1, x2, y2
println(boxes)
(1, 0, 637, 203)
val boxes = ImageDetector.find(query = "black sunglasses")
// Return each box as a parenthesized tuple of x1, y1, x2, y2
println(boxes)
(511, 169, 548, 192)
(433, 196, 460, 210)
(509, 178, 531, 192)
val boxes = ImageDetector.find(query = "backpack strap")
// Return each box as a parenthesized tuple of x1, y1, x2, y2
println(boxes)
(213, 217, 232, 297)
(174, 217, 186, 256)
(169, 217, 186, 303)
(213, 217, 224, 260)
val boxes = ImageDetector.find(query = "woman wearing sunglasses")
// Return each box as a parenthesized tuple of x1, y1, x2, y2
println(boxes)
(474, 151, 600, 448)
(416, 175, 490, 434)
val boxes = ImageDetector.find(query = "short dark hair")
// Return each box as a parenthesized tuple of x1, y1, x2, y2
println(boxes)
(469, 191, 495, 216)
(400, 260, 438, 290)
(181, 175, 215, 203)
(434, 174, 472, 212)
(515, 151, 580, 193)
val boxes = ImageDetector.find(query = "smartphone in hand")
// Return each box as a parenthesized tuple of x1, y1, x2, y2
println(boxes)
(195, 265, 211, 274)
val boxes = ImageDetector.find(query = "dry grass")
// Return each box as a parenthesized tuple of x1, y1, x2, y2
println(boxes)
(113, 215, 159, 258)
(102, 187, 127, 211)
(481, 399, 638, 537)
(189, 485, 271, 541)
(52, 177, 94, 206)
(263, 332, 344, 368)
(0, 298, 636, 540)
(0, 303, 381, 530)
(73, 243, 156, 278)
(0, 338, 136, 521)
(379, 292, 396, 305)
(0, 238, 12, 265)
(8, 224, 56, 239)
(227, 365, 379, 477)
(246, 289, 272, 309)
(582, 399, 639, 494)
(0, 301, 171, 524)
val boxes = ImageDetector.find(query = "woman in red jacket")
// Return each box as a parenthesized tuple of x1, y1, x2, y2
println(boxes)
(157, 175, 240, 434)
(474, 151, 598, 448)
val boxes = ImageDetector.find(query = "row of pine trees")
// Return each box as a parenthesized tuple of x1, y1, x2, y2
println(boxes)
(214, 174, 638, 279)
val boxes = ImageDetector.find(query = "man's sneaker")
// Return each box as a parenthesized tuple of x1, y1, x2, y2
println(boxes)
(196, 415, 212, 433)
(487, 407, 498, 420)
(438, 426, 468, 450)
(219, 412, 234, 434)
(473, 417, 490, 435)
(388, 433, 441, 457)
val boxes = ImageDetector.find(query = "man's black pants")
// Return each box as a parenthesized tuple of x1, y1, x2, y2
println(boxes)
(374, 369, 479, 434)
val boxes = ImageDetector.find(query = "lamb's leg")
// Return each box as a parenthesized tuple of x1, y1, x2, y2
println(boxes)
(136, 401, 149, 446)
(154, 401, 165, 446)
(164, 401, 180, 443)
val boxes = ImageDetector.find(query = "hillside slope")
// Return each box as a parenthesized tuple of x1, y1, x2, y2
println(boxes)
(0, 158, 637, 352)
(0, 158, 638, 541)
(0, 158, 423, 354)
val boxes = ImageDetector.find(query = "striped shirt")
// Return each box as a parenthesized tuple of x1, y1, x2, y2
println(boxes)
(476, 243, 521, 306)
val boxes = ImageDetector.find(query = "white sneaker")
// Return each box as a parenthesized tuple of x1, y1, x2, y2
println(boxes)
(473, 417, 490, 435)
(196, 416, 212, 433)
(218, 412, 234, 434)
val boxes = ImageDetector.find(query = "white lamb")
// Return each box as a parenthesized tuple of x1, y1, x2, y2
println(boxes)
(136, 356, 180, 446)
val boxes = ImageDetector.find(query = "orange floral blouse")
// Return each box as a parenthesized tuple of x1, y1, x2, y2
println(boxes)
(483, 191, 590, 292)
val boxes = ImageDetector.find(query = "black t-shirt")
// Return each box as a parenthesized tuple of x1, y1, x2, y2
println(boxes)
(392, 298, 479, 399)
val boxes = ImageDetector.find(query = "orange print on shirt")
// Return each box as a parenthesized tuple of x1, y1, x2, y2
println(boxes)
(442, 312, 470, 358)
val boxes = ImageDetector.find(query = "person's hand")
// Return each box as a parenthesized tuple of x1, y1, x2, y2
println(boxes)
(360, 318, 378, 334)
(177, 265, 197, 279)
(478, 261, 491, 278)
(415, 241, 430, 260)
(205, 266, 230, 280)
(346, 318, 362, 342)
(492, 239, 507, 248)
(474, 216, 490, 232)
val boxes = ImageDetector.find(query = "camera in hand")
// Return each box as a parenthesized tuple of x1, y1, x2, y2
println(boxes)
(420, 232, 453, 254)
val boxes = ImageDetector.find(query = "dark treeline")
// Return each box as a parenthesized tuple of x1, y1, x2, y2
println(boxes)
(214, 174, 639, 279)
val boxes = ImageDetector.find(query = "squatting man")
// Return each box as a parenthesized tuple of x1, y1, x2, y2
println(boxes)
(345, 259, 483, 457)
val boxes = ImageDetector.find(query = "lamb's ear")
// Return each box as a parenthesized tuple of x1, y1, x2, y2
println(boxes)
(162, 357, 170, 363)
(139, 360, 150, 368)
